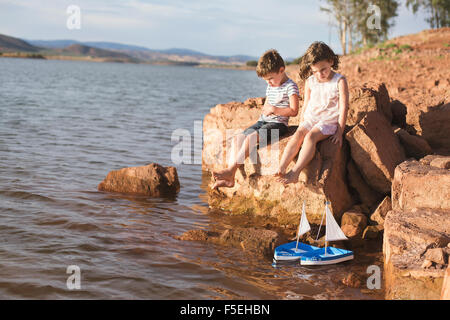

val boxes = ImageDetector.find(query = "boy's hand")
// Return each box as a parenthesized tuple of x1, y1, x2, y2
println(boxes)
(262, 104, 275, 116)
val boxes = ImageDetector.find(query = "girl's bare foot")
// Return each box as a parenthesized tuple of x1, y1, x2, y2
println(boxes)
(212, 179, 235, 190)
(274, 169, 285, 177)
(275, 170, 299, 185)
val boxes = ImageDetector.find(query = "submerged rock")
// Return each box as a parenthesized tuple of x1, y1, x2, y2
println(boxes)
(98, 163, 180, 197)
(383, 207, 450, 299)
(176, 227, 282, 258)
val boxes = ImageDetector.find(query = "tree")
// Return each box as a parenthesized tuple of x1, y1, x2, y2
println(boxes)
(406, 0, 450, 28)
(320, 0, 399, 54)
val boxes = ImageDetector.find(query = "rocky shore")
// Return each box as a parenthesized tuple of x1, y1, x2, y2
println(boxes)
(199, 28, 449, 299)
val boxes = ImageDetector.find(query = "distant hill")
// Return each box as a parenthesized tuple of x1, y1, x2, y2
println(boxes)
(0, 34, 40, 52)
(27, 38, 258, 65)
(56, 44, 136, 60)
(3, 34, 259, 65)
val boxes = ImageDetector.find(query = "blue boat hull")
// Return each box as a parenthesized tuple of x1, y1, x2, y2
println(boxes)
(300, 247, 353, 265)
(273, 241, 320, 261)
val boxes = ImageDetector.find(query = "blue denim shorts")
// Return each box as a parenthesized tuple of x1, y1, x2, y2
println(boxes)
(243, 121, 288, 144)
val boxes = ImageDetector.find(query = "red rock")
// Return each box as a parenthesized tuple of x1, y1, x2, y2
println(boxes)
(384, 208, 450, 299)
(391, 159, 450, 211)
(420, 155, 450, 169)
(347, 160, 383, 210)
(98, 163, 180, 197)
(341, 211, 367, 238)
(424, 248, 447, 265)
(342, 272, 362, 288)
(347, 82, 391, 127)
(442, 266, 450, 300)
(346, 111, 406, 194)
(370, 196, 392, 227)
(394, 127, 432, 159)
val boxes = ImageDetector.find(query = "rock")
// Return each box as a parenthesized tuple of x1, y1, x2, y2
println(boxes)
(406, 102, 450, 150)
(442, 266, 450, 300)
(342, 272, 362, 288)
(176, 227, 281, 258)
(370, 196, 392, 227)
(98, 163, 180, 197)
(390, 100, 407, 128)
(175, 229, 216, 241)
(383, 208, 450, 299)
(346, 111, 406, 194)
(394, 127, 433, 159)
(424, 248, 447, 265)
(341, 211, 367, 238)
(203, 98, 354, 225)
(347, 160, 383, 210)
(420, 155, 450, 169)
(219, 227, 281, 257)
(347, 82, 392, 127)
(362, 225, 383, 240)
(391, 159, 450, 211)
(421, 259, 433, 269)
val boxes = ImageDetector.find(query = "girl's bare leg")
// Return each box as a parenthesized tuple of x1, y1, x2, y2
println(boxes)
(277, 127, 330, 184)
(275, 126, 309, 176)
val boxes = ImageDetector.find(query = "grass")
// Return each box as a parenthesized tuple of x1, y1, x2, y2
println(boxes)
(444, 43, 450, 47)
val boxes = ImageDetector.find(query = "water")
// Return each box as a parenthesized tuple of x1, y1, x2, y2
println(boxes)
(0, 58, 383, 299)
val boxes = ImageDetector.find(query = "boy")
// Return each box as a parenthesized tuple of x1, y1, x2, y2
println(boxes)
(212, 49, 299, 189)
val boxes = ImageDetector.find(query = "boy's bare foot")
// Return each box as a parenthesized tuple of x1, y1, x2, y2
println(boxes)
(212, 179, 235, 190)
(212, 168, 234, 181)
(275, 171, 299, 185)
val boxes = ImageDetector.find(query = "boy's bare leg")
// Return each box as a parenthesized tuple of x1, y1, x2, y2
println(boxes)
(212, 132, 258, 188)
(277, 127, 329, 184)
(275, 126, 309, 176)
(212, 133, 246, 180)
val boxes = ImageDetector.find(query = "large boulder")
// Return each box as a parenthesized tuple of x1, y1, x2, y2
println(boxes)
(391, 157, 450, 211)
(383, 208, 450, 299)
(347, 82, 392, 126)
(346, 111, 406, 194)
(206, 130, 354, 225)
(98, 163, 180, 197)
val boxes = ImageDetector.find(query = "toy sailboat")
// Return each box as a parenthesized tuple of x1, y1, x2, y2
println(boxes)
(300, 201, 353, 265)
(273, 201, 319, 261)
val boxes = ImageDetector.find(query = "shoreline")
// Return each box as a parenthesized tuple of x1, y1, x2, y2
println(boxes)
(0, 52, 255, 70)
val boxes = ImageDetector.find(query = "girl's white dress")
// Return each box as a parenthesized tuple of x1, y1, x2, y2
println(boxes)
(300, 72, 344, 135)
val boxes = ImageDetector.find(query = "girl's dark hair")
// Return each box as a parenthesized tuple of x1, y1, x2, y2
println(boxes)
(298, 42, 339, 80)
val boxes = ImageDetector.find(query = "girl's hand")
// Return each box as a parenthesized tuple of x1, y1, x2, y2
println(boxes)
(330, 130, 343, 147)
(262, 104, 275, 116)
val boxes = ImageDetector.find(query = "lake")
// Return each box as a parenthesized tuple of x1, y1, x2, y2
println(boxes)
(0, 58, 383, 299)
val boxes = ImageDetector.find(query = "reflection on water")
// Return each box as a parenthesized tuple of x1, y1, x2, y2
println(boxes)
(0, 58, 383, 299)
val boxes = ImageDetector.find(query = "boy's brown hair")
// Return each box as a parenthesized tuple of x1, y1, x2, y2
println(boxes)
(256, 49, 285, 77)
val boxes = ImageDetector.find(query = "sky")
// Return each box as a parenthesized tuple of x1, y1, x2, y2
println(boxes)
(0, 0, 431, 58)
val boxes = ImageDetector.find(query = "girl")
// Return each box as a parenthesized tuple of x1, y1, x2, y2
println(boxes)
(275, 41, 349, 184)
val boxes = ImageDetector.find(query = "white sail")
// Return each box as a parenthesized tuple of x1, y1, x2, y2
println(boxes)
(298, 201, 311, 238)
(325, 203, 348, 242)
(295, 201, 311, 251)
